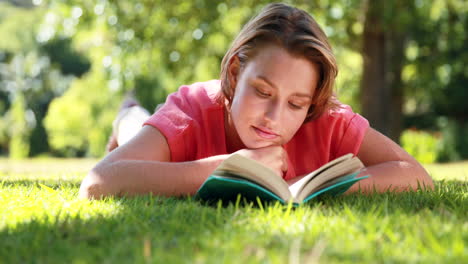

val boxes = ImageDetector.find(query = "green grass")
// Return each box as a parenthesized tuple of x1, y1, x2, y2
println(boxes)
(0, 158, 467, 263)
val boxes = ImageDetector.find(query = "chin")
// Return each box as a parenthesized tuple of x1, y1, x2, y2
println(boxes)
(244, 139, 276, 149)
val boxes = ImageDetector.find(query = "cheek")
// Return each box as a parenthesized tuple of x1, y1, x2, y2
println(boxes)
(230, 96, 252, 131)
(231, 91, 261, 119)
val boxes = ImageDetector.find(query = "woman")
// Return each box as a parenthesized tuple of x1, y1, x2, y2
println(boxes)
(79, 3, 433, 199)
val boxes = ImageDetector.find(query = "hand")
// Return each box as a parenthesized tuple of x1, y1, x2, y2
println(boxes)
(234, 146, 288, 178)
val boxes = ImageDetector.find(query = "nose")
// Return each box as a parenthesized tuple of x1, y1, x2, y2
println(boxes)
(264, 100, 282, 123)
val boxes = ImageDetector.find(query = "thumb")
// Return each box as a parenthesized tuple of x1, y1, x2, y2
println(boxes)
(281, 158, 288, 172)
(281, 151, 288, 173)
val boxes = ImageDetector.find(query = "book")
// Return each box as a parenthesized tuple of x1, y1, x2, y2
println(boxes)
(195, 153, 369, 205)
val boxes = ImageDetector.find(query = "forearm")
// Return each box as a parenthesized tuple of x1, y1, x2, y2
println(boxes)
(79, 155, 229, 199)
(346, 160, 434, 193)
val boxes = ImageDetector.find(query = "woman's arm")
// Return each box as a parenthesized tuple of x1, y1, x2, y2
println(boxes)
(79, 125, 288, 199)
(347, 127, 434, 193)
(79, 126, 228, 199)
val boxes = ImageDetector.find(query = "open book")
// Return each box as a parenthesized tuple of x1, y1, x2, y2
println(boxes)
(196, 153, 369, 205)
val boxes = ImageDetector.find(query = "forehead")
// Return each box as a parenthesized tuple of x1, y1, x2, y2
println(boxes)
(244, 45, 319, 95)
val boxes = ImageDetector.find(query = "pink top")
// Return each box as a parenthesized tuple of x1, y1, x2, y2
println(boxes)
(144, 80, 369, 180)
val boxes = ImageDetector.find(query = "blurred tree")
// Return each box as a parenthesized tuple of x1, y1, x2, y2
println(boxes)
(0, 2, 86, 157)
(8, 92, 31, 158)
(44, 68, 114, 157)
(5, 0, 34, 8)
(40, 38, 90, 77)
(360, 0, 467, 157)
(360, 0, 410, 142)
(402, 0, 468, 160)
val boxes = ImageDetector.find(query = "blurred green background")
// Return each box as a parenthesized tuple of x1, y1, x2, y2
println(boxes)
(0, 0, 466, 162)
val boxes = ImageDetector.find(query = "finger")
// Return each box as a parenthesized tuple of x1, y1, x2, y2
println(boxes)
(280, 151, 288, 172)
(281, 159, 288, 172)
(279, 147, 288, 172)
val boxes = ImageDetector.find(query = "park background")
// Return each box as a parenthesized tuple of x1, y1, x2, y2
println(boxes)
(1, 1, 467, 263)
(0, 0, 467, 162)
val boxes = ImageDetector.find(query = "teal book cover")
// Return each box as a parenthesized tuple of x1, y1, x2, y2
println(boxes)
(195, 172, 369, 206)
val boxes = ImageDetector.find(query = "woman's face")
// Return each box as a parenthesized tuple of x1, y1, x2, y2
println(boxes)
(227, 45, 320, 150)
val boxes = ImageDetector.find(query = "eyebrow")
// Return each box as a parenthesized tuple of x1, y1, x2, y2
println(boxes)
(256, 75, 313, 100)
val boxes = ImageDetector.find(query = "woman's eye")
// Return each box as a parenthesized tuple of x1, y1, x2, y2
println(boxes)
(289, 102, 303, 109)
(256, 89, 270, 97)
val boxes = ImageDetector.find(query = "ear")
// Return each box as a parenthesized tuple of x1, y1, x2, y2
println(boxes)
(228, 55, 241, 89)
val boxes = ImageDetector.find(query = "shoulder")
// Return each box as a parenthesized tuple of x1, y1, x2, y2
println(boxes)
(145, 79, 223, 125)
(308, 101, 368, 130)
(294, 100, 369, 157)
(171, 79, 222, 109)
(143, 80, 225, 161)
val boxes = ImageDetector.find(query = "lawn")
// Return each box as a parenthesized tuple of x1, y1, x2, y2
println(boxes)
(0, 158, 467, 263)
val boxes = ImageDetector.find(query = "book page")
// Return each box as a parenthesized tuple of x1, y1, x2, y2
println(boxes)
(213, 154, 292, 201)
(294, 158, 364, 202)
(288, 153, 354, 197)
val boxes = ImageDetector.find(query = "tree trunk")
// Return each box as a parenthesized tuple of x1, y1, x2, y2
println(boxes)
(360, 0, 407, 143)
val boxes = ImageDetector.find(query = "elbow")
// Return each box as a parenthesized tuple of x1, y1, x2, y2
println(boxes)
(415, 166, 434, 191)
(402, 161, 434, 192)
(79, 166, 116, 200)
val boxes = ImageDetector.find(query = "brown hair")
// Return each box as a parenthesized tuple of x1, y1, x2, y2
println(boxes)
(219, 3, 339, 121)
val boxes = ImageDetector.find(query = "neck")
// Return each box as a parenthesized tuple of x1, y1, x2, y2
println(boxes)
(224, 105, 245, 153)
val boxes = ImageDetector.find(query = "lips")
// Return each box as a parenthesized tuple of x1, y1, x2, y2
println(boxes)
(253, 126, 279, 140)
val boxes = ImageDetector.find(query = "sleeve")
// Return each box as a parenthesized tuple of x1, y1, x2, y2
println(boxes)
(332, 105, 370, 158)
(143, 85, 198, 162)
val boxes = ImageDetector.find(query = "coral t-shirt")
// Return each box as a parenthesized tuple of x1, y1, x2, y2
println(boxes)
(144, 80, 369, 180)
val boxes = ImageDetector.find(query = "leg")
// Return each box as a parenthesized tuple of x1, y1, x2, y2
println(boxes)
(107, 105, 150, 152)
(115, 105, 151, 146)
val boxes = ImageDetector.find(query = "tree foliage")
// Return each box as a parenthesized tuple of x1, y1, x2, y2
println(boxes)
(401, 0, 468, 161)
(0, 2, 79, 158)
